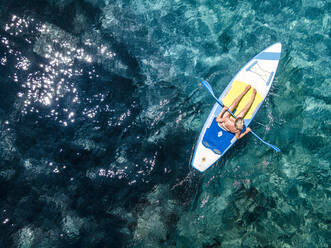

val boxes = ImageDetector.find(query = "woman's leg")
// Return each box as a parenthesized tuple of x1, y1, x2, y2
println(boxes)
(237, 88, 257, 118)
(226, 85, 251, 117)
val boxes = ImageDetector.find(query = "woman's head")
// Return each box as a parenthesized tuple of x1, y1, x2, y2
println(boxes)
(235, 117, 244, 130)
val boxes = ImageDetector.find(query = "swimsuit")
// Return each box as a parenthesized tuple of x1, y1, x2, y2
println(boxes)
(218, 121, 230, 132)
(218, 110, 231, 132)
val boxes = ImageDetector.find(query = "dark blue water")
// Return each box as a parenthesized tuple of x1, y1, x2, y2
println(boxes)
(0, 0, 330, 247)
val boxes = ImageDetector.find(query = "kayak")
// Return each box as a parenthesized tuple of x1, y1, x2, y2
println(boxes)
(192, 43, 282, 172)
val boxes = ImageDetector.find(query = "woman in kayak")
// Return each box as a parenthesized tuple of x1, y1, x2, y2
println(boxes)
(216, 85, 256, 140)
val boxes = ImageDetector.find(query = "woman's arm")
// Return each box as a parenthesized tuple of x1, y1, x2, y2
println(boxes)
(216, 106, 228, 122)
(235, 127, 251, 140)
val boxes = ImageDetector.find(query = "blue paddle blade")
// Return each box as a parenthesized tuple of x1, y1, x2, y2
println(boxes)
(250, 130, 281, 152)
(201, 80, 225, 107)
(201, 80, 215, 97)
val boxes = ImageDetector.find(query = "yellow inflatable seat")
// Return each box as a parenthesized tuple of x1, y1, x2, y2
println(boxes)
(221, 80, 263, 120)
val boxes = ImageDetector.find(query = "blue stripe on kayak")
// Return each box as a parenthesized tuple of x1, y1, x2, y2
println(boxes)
(255, 52, 280, 60)
(266, 71, 274, 86)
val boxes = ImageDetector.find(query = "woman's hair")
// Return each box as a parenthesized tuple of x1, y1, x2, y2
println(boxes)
(235, 117, 244, 130)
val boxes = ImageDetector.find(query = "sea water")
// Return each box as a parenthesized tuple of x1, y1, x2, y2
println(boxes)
(0, 0, 330, 247)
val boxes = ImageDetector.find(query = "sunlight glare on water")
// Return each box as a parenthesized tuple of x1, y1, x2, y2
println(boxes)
(2, 14, 122, 127)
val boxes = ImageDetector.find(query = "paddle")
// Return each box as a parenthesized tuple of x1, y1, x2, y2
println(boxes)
(201, 80, 280, 152)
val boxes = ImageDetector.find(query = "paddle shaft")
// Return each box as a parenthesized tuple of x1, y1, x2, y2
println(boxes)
(201, 80, 280, 152)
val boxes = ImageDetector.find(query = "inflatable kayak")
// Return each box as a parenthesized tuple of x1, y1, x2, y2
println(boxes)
(192, 43, 282, 172)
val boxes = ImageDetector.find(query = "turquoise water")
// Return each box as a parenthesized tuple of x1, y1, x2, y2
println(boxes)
(0, 0, 330, 247)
